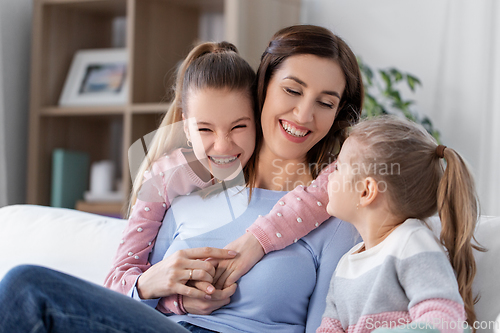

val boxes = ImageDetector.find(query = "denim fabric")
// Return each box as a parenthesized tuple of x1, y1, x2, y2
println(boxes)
(178, 321, 220, 333)
(0, 265, 190, 333)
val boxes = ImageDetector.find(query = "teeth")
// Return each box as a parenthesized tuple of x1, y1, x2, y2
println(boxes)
(210, 156, 238, 165)
(281, 121, 308, 137)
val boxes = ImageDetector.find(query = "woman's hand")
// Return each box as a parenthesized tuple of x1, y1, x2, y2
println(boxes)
(183, 281, 238, 315)
(136, 247, 237, 300)
(212, 232, 265, 289)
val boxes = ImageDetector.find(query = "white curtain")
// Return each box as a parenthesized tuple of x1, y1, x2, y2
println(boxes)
(302, 0, 500, 216)
(0, 5, 8, 207)
(431, 0, 500, 216)
(0, 0, 32, 207)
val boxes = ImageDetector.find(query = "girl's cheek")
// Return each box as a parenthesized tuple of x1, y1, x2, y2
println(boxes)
(327, 178, 334, 198)
(195, 136, 213, 157)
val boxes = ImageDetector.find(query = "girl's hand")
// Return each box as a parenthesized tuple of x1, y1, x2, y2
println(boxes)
(183, 282, 238, 315)
(212, 232, 265, 289)
(136, 247, 237, 300)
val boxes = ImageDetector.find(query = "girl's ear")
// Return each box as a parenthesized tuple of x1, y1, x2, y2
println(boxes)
(359, 177, 378, 207)
(182, 114, 191, 141)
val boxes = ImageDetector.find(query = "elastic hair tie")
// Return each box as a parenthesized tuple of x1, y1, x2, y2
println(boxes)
(436, 145, 447, 158)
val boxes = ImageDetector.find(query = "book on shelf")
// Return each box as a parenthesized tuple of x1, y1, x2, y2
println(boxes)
(50, 149, 90, 209)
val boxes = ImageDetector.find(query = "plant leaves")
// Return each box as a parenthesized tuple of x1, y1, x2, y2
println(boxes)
(406, 74, 421, 92)
(379, 70, 392, 89)
(390, 68, 403, 82)
(358, 60, 437, 139)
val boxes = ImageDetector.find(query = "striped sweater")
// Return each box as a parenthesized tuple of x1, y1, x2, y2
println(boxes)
(317, 219, 466, 333)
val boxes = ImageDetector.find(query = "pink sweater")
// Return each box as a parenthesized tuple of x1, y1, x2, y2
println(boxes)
(104, 148, 333, 313)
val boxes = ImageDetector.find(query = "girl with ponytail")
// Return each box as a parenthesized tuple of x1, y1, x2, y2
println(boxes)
(315, 115, 484, 333)
(104, 40, 258, 313)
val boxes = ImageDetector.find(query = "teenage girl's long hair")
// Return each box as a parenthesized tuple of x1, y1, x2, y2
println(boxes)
(127, 41, 256, 216)
(349, 116, 485, 330)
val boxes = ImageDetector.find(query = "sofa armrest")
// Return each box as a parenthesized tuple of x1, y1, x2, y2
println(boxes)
(0, 204, 127, 285)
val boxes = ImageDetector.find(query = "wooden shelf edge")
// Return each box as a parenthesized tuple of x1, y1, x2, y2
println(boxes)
(39, 0, 127, 16)
(130, 103, 170, 114)
(40, 106, 126, 116)
(39, 103, 170, 116)
(75, 200, 126, 219)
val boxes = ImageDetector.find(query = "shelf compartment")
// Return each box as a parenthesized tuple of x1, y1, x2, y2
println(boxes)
(130, 113, 164, 146)
(37, 0, 127, 107)
(35, 114, 124, 206)
(131, 0, 224, 104)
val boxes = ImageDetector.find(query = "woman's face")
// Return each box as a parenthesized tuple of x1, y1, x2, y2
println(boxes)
(184, 88, 256, 180)
(260, 54, 346, 163)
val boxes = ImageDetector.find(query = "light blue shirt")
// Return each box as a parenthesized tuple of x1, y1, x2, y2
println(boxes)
(149, 186, 359, 333)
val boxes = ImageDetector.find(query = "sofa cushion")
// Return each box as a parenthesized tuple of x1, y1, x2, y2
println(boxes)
(427, 215, 500, 332)
(0, 204, 127, 285)
(469, 216, 500, 332)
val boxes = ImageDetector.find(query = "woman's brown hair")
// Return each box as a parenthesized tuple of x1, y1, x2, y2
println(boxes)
(349, 115, 485, 330)
(245, 24, 364, 191)
(128, 41, 256, 214)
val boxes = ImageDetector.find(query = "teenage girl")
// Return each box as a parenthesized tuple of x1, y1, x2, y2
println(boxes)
(104, 41, 258, 313)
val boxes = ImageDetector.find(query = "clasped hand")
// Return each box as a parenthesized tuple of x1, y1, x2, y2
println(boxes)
(137, 233, 265, 315)
(184, 232, 266, 314)
(136, 247, 237, 301)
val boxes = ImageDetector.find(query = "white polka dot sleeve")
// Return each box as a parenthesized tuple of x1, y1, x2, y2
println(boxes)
(247, 162, 334, 253)
(103, 149, 213, 314)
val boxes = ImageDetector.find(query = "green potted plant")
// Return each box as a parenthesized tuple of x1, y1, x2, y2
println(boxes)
(358, 58, 440, 142)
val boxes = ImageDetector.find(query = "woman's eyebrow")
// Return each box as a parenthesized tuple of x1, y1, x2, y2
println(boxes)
(283, 75, 341, 99)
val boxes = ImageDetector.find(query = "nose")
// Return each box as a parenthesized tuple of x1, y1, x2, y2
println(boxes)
(213, 134, 233, 154)
(294, 100, 314, 124)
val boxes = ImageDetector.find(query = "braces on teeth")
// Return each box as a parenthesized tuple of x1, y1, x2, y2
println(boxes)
(210, 156, 238, 165)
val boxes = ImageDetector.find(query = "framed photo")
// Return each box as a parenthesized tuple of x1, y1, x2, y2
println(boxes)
(59, 49, 128, 106)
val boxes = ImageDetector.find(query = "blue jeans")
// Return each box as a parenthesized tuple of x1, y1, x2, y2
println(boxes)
(0, 265, 190, 333)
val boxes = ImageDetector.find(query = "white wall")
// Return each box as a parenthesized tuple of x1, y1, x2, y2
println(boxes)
(302, 0, 500, 216)
(0, 0, 32, 206)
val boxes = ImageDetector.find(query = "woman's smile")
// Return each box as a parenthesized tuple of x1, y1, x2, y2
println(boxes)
(279, 119, 311, 143)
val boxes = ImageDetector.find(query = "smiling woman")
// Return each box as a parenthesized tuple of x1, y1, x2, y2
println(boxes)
(258, 54, 346, 190)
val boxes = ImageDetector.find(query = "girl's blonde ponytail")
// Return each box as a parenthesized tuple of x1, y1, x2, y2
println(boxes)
(437, 147, 485, 330)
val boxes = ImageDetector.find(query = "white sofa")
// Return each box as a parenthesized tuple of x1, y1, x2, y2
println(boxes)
(0, 204, 499, 333)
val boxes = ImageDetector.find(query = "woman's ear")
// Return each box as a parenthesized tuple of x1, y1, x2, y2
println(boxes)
(359, 177, 378, 207)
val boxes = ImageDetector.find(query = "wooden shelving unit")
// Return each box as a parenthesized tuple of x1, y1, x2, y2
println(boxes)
(27, 0, 301, 216)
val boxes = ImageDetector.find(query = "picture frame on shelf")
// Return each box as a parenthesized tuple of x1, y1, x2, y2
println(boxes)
(59, 48, 128, 106)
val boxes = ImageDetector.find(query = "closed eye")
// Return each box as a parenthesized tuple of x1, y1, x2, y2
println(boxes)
(284, 87, 301, 96)
(198, 128, 212, 132)
(232, 124, 247, 130)
(318, 101, 334, 109)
